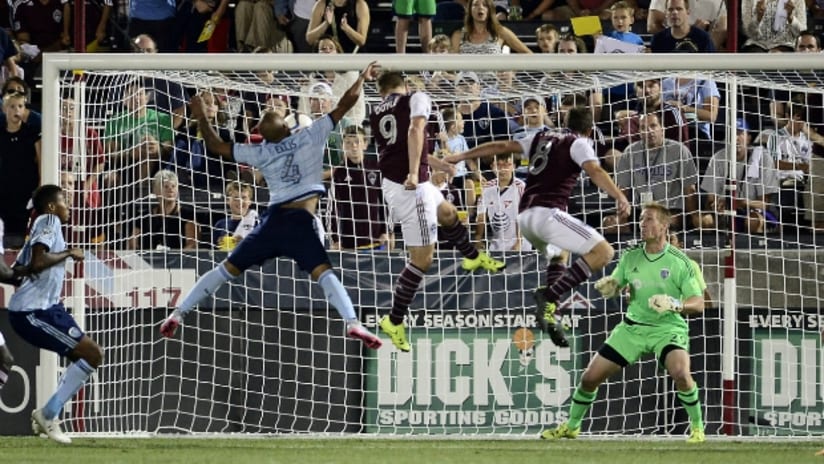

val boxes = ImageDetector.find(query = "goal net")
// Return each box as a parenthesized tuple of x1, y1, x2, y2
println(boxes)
(31, 53, 824, 436)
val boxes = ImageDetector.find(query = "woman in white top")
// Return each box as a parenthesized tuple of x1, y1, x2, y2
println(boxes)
(450, 0, 532, 55)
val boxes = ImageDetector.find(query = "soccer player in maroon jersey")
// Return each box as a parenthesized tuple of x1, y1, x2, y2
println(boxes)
(445, 106, 630, 347)
(370, 71, 505, 352)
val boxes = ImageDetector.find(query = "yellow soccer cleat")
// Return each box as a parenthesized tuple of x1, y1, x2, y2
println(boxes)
(533, 288, 569, 348)
(379, 316, 411, 352)
(540, 422, 580, 440)
(462, 251, 506, 273)
(686, 427, 705, 443)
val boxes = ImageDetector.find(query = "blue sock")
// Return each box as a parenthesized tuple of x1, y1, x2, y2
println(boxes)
(318, 269, 357, 322)
(42, 359, 94, 420)
(177, 265, 233, 317)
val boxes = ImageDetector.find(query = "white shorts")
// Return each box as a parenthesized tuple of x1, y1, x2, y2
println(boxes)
(518, 206, 603, 258)
(382, 178, 445, 247)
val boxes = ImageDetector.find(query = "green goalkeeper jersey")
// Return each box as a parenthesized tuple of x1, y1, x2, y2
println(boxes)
(611, 243, 703, 329)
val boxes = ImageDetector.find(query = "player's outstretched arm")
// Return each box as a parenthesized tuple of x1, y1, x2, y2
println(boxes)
(581, 160, 630, 217)
(330, 61, 379, 124)
(443, 140, 522, 165)
(190, 94, 233, 161)
(29, 244, 83, 274)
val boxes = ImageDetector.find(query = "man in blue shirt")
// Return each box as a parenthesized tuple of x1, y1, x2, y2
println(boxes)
(7, 185, 103, 444)
(161, 62, 383, 350)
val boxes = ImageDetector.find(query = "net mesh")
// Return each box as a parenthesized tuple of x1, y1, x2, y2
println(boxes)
(48, 58, 823, 436)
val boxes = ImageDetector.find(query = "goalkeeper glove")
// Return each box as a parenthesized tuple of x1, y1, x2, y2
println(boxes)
(594, 276, 620, 299)
(160, 309, 184, 338)
(648, 295, 683, 314)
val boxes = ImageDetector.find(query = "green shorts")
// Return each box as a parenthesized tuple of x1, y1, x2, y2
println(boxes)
(602, 321, 689, 366)
(393, 0, 436, 17)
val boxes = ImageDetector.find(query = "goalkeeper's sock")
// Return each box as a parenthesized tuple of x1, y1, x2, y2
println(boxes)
(42, 359, 94, 420)
(318, 269, 357, 322)
(440, 220, 479, 260)
(389, 263, 426, 325)
(546, 262, 567, 288)
(544, 257, 592, 303)
(177, 265, 233, 317)
(677, 384, 704, 430)
(567, 386, 597, 430)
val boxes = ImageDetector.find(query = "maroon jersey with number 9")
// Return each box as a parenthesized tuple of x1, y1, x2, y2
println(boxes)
(369, 92, 434, 184)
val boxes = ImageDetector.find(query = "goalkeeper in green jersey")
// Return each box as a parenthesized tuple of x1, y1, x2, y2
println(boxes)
(542, 202, 706, 443)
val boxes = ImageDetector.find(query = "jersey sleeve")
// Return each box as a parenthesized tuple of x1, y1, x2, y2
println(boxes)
(690, 259, 707, 291)
(409, 92, 432, 120)
(679, 260, 704, 299)
(570, 138, 599, 167)
(30, 215, 60, 251)
(233, 143, 269, 168)
(611, 252, 629, 287)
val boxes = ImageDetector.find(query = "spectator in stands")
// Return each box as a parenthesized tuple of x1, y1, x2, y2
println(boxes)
(476, 152, 528, 251)
(650, 0, 715, 52)
(454, 71, 521, 153)
(634, 78, 689, 143)
(328, 125, 390, 251)
(66, 0, 112, 51)
(306, 0, 370, 53)
(451, 0, 532, 55)
(102, 82, 175, 246)
(177, 0, 230, 53)
(742, 0, 806, 52)
(648, 0, 726, 50)
(702, 119, 779, 233)
(395, 0, 434, 53)
(547, 39, 605, 122)
(510, 0, 572, 20)
(760, 101, 814, 185)
(436, 106, 478, 190)
(603, 112, 706, 231)
(298, 81, 344, 180)
(422, 34, 457, 92)
(556, 33, 587, 53)
(213, 181, 258, 250)
(265, 94, 312, 132)
(10, 0, 70, 59)
(169, 90, 231, 192)
(276, 0, 315, 53)
(60, 97, 105, 211)
(128, 0, 178, 52)
(0, 77, 40, 130)
(0, 28, 21, 86)
(0, 91, 40, 245)
(514, 95, 550, 140)
(535, 24, 559, 53)
(130, 35, 188, 129)
(315, 35, 365, 125)
(608, 2, 645, 46)
(130, 170, 199, 250)
(235, 0, 281, 51)
(661, 75, 719, 143)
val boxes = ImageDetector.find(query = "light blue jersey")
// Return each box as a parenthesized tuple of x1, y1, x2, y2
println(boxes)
(9, 215, 68, 312)
(234, 115, 335, 206)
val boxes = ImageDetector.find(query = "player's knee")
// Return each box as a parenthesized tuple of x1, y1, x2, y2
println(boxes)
(437, 202, 457, 226)
(83, 342, 104, 369)
(586, 241, 614, 270)
(411, 254, 433, 271)
(668, 366, 692, 386)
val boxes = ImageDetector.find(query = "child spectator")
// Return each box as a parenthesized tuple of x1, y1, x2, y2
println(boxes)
(535, 24, 559, 53)
(476, 152, 528, 251)
(423, 34, 456, 91)
(213, 181, 258, 250)
(607, 1, 644, 46)
(436, 107, 478, 191)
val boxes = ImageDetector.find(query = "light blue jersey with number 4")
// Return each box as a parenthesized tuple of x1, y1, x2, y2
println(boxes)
(234, 115, 335, 206)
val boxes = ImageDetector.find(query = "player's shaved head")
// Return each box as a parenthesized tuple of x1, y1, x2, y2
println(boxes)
(377, 71, 406, 95)
(259, 111, 290, 142)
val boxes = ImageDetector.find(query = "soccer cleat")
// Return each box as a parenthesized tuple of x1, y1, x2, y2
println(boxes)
(346, 321, 383, 350)
(462, 252, 506, 273)
(379, 316, 411, 352)
(540, 422, 580, 440)
(533, 288, 569, 348)
(686, 427, 705, 443)
(31, 409, 71, 444)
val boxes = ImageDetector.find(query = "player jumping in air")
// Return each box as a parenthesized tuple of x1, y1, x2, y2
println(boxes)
(444, 106, 630, 347)
(544, 202, 706, 443)
(370, 71, 505, 352)
(160, 62, 383, 350)
(7, 185, 103, 444)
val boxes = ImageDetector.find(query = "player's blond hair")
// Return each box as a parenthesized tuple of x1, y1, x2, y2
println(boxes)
(610, 0, 634, 13)
(643, 202, 672, 225)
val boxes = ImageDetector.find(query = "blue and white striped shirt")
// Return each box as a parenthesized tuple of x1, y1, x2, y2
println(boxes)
(234, 115, 335, 206)
(8, 214, 68, 312)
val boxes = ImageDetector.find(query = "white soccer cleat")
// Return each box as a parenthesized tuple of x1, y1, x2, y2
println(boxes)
(31, 408, 72, 444)
(346, 321, 382, 350)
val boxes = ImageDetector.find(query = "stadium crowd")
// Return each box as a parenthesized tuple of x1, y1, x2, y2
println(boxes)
(0, 0, 823, 252)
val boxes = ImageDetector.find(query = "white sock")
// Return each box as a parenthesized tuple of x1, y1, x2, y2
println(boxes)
(318, 269, 357, 322)
(42, 359, 94, 420)
(177, 265, 233, 317)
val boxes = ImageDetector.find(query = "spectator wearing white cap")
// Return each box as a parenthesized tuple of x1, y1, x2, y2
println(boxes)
(514, 95, 550, 141)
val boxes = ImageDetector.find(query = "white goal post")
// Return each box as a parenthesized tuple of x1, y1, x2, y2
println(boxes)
(35, 53, 824, 437)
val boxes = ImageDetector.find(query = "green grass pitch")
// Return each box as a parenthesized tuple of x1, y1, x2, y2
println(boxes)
(1, 437, 822, 464)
